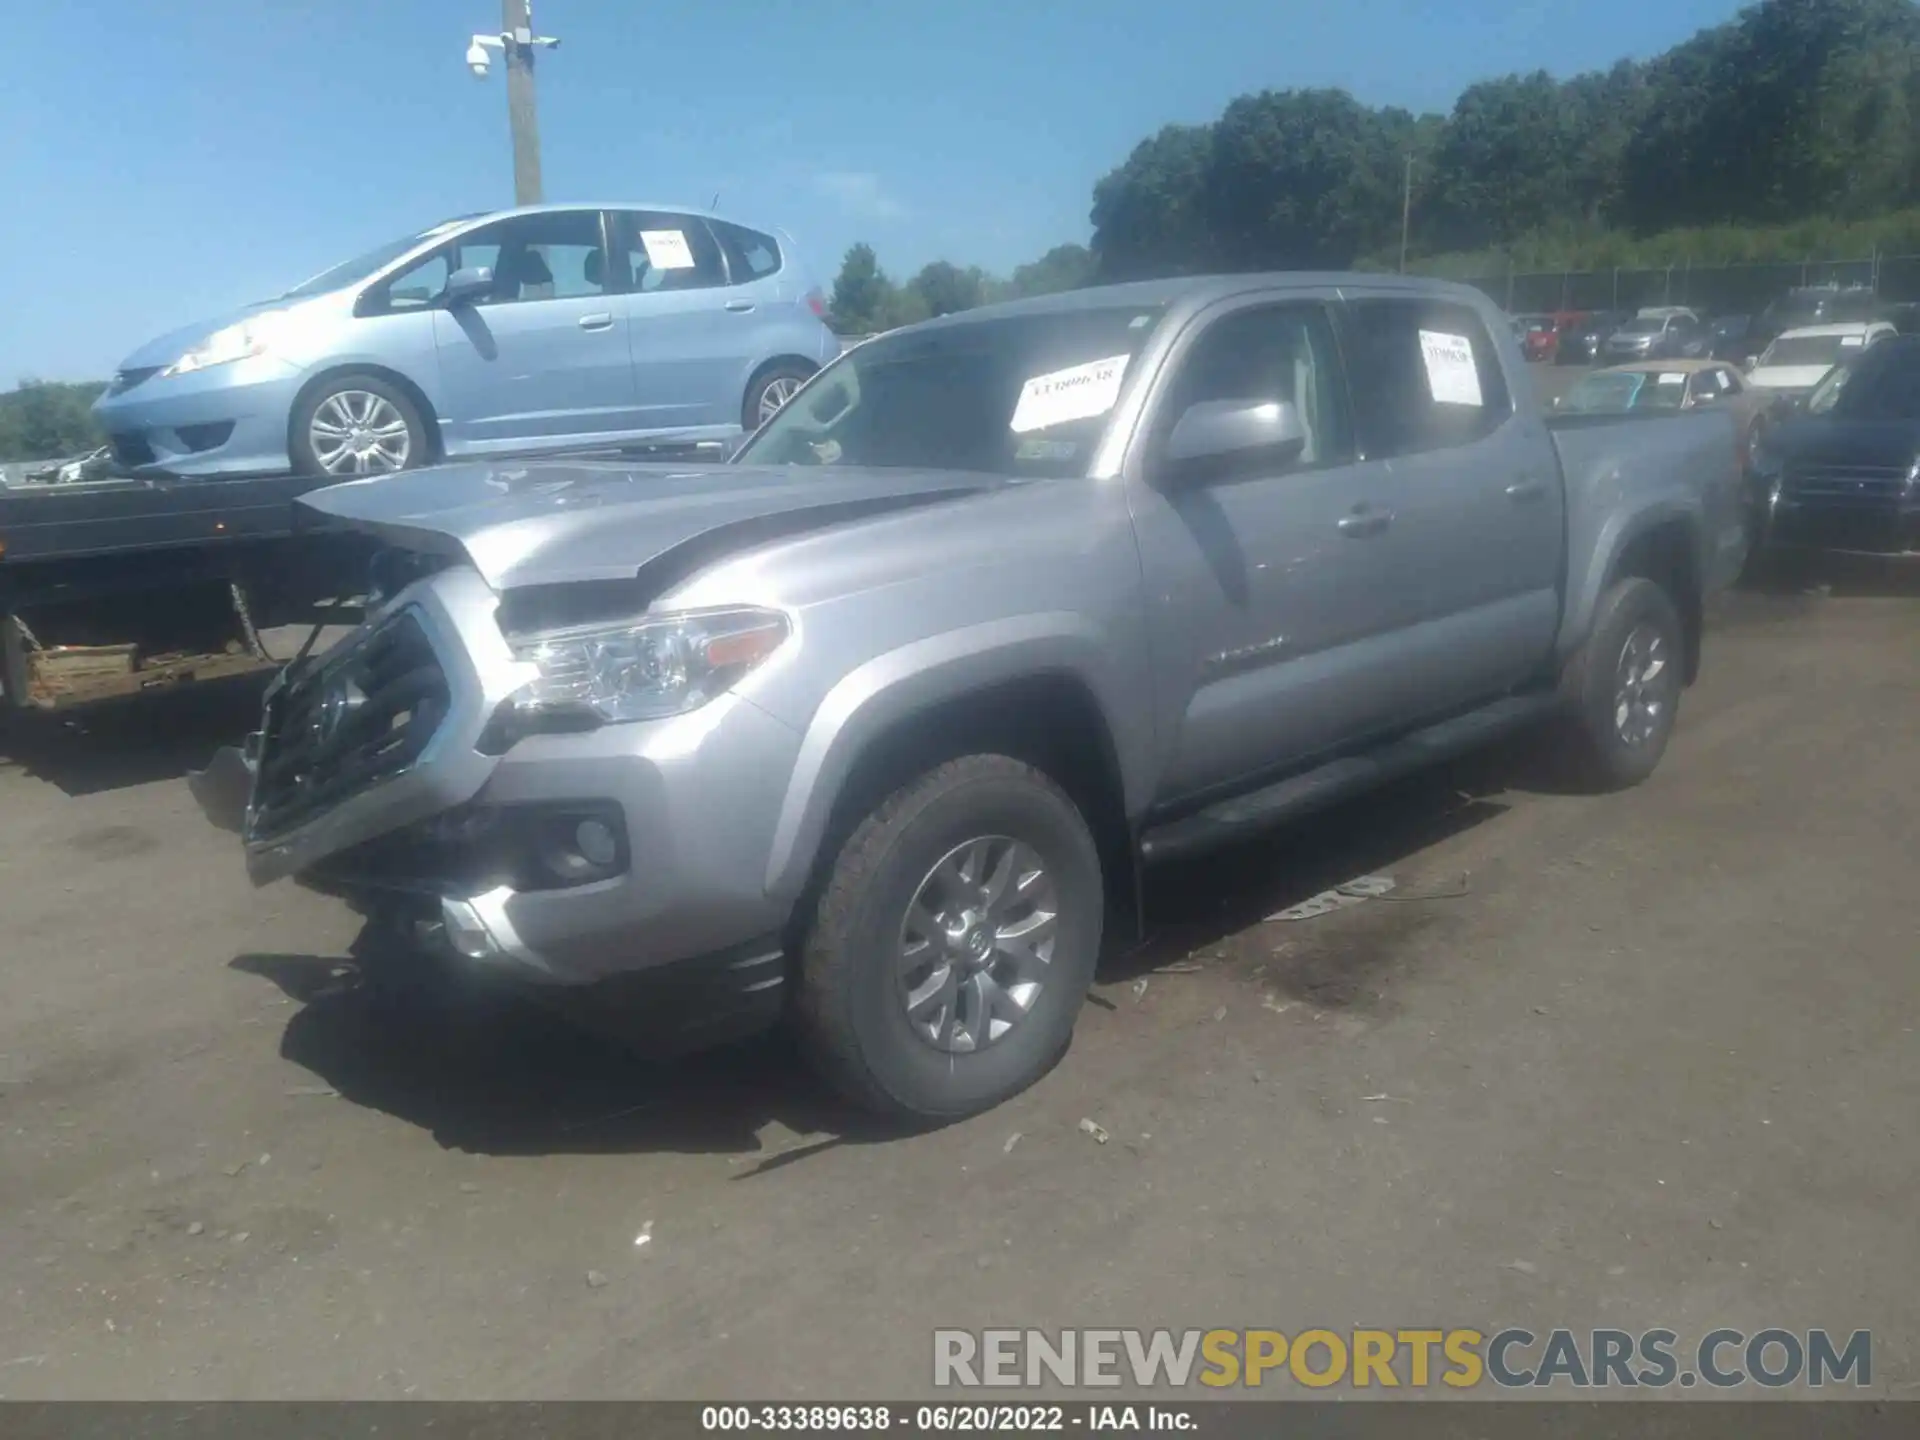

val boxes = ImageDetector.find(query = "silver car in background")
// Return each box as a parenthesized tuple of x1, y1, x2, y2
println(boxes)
(92, 204, 839, 479)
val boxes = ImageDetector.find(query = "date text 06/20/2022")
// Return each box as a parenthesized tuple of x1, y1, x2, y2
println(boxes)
(932, 1327, 1873, 1391)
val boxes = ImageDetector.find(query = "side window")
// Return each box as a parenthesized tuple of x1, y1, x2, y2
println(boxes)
(461, 211, 610, 306)
(1342, 298, 1512, 459)
(711, 220, 783, 284)
(361, 247, 451, 315)
(613, 211, 728, 293)
(1155, 303, 1352, 471)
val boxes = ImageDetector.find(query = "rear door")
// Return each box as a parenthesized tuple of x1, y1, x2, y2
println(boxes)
(1333, 290, 1566, 718)
(607, 209, 752, 434)
(429, 209, 640, 450)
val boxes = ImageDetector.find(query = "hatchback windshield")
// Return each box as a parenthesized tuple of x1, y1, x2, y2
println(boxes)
(277, 215, 484, 300)
(735, 304, 1168, 476)
(1761, 335, 1852, 368)
(1812, 345, 1920, 420)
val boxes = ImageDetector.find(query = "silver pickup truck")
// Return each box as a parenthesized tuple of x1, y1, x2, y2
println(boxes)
(193, 274, 1747, 1121)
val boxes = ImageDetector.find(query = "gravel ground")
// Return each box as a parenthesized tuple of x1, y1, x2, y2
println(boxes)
(1, 572, 1916, 1401)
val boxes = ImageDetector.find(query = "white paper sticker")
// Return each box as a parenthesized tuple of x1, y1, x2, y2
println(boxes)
(639, 229, 696, 271)
(1009, 354, 1131, 433)
(1840, 334, 1865, 348)
(1418, 330, 1482, 407)
(1657, 372, 1685, 386)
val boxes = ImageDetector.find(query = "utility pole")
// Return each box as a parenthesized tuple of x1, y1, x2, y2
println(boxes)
(467, 2, 558, 205)
(502, 0, 543, 205)
(1398, 154, 1414, 274)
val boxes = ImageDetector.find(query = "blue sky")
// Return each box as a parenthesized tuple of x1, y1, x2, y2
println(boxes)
(1, 0, 1746, 380)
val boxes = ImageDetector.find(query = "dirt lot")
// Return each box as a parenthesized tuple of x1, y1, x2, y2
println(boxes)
(2, 569, 1917, 1400)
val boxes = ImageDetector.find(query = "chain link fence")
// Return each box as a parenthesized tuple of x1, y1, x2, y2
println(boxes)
(1452, 255, 1920, 315)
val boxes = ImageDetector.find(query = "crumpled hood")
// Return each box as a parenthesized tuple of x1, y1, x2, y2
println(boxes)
(295, 459, 1008, 591)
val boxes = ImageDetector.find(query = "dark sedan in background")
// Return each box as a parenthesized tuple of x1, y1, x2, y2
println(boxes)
(1556, 310, 1633, 364)
(1752, 335, 1920, 559)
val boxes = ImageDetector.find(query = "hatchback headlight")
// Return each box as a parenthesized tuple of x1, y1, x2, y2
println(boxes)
(161, 311, 290, 378)
(507, 606, 790, 725)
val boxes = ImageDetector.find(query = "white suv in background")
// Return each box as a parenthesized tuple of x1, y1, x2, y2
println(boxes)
(1747, 321, 1896, 398)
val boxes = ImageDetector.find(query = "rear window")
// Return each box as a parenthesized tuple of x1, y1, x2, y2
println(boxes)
(712, 221, 783, 282)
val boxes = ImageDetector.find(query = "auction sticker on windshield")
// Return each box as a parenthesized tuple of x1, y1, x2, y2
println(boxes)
(640, 230, 697, 270)
(1010, 354, 1132, 433)
(1657, 372, 1685, 386)
(1419, 330, 1483, 407)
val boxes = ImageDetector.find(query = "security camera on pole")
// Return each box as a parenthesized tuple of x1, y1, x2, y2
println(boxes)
(467, 0, 559, 205)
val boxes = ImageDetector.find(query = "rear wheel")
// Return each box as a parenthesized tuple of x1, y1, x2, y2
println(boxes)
(291, 373, 428, 478)
(742, 361, 815, 433)
(1561, 577, 1685, 791)
(795, 754, 1104, 1122)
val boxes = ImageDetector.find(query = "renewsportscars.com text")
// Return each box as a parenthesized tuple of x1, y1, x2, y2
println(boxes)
(933, 1328, 1872, 1390)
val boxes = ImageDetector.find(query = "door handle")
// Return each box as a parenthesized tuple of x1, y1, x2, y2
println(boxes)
(724, 299, 755, 313)
(1505, 478, 1546, 502)
(1337, 506, 1392, 538)
(577, 313, 614, 331)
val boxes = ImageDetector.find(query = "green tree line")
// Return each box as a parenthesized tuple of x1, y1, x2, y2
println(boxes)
(0, 380, 107, 465)
(830, 0, 1920, 328)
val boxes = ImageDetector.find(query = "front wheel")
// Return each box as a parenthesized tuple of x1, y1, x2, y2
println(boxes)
(290, 373, 428, 478)
(795, 754, 1105, 1122)
(742, 361, 816, 433)
(1561, 577, 1685, 791)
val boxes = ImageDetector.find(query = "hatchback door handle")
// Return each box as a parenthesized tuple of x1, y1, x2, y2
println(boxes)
(577, 313, 614, 331)
(1337, 507, 1392, 538)
(724, 299, 755, 313)
(1505, 478, 1546, 501)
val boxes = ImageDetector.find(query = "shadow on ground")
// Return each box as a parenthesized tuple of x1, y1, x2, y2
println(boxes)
(0, 673, 269, 797)
(225, 734, 1583, 1160)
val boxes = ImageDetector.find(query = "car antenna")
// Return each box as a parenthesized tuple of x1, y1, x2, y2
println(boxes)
(710, 192, 720, 211)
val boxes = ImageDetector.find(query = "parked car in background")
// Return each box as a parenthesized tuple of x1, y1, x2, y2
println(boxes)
(1707, 313, 1759, 364)
(1744, 322, 1896, 404)
(1516, 313, 1561, 362)
(1604, 310, 1710, 362)
(191, 273, 1745, 1120)
(1752, 334, 1920, 560)
(1556, 310, 1631, 365)
(92, 204, 838, 480)
(1752, 284, 1882, 355)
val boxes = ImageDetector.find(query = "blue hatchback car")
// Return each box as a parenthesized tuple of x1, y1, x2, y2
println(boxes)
(93, 203, 840, 479)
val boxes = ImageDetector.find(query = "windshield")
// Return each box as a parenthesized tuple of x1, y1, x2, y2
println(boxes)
(1761, 335, 1852, 368)
(1816, 347, 1920, 420)
(277, 215, 483, 300)
(734, 304, 1168, 476)
(1619, 318, 1663, 335)
(1562, 371, 1687, 414)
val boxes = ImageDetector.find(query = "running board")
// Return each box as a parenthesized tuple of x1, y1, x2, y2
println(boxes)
(1137, 693, 1561, 864)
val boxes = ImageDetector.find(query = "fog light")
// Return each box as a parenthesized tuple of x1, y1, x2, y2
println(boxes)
(575, 818, 617, 868)
(440, 897, 497, 960)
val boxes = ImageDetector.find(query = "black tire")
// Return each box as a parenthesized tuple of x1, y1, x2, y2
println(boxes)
(795, 754, 1104, 1122)
(742, 361, 816, 434)
(289, 372, 429, 479)
(1561, 576, 1686, 792)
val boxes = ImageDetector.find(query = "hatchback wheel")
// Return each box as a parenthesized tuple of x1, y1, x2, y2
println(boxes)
(742, 362, 815, 433)
(292, 374, 428, 478)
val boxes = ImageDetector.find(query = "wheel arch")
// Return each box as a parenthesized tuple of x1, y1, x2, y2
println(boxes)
(766, 652, 1144, 941)
(1607, 518, 1703, 684)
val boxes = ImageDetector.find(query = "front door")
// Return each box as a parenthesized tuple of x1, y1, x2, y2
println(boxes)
(1126, 296, 1412, 803)
(431, 209, 641, 451)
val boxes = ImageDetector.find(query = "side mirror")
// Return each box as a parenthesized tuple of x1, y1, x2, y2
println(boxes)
(1741, 355, 1757, 373)
(443, 265, 494, 306)
(1162, 399, 1307, 482)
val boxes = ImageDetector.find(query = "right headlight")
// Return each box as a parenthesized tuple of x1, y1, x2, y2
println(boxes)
(505, 605, 790, 726)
